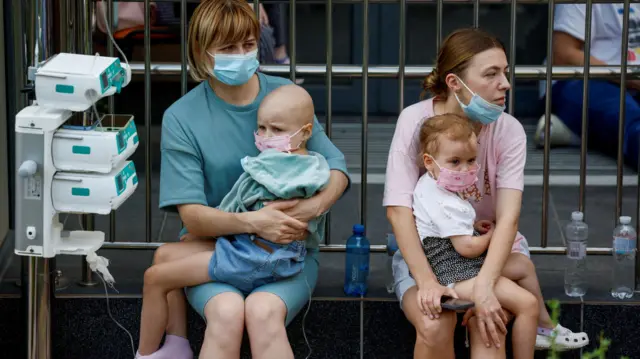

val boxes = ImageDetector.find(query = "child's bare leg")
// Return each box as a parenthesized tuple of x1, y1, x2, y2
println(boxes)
(453, 279, 506, 359)
(138, 249, 214, 355)
(153, 240, 216, 338)
(455, 277, 538, 359)
(502, 253, 554, 329)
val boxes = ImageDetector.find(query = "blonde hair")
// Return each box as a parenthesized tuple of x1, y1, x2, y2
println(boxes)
(418, 113, 476, 162)
(422, 28, 504, 100)
(187, 0, 261, 82)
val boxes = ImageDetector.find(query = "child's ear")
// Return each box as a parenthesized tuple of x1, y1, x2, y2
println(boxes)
(422, 153, 432, 168)
(302, 123, 313, 140)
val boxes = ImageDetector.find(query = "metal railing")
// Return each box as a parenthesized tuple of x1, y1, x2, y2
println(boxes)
(7, 0, 639, 358)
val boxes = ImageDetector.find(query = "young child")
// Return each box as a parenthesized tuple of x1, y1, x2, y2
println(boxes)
(136, 84, 330, 358)
(414, 113, 539, 358)
(413, 113, 589, 355)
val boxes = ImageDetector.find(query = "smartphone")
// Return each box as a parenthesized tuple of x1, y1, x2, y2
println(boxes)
(441, 296, 475, 311)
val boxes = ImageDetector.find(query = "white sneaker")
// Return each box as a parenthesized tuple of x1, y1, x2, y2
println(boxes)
(535, 324, 589, 351)
(534, 113, 581, 148)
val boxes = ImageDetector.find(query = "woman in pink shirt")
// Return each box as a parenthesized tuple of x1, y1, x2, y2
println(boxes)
(384, 28, 588, 358)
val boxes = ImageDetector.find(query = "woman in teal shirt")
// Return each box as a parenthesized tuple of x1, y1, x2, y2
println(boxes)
(149, 1, 350, 358)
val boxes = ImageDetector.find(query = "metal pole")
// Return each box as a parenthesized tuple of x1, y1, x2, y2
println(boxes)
(399, 0, 406, 114)
(473, 0, 479, 27)
(107, 0, 117, 242)
(290, 0, 297, 82)
(124, 63, 640, 79)
(23, 0, 54, 357)
(540, 0, 554, 248)
(26, 257, 52, 359)
(436, 0, 443, 49)
(77, 0, 98, 286)
(325, 0, 333, 245)
(507, 0, 517, 114)
(361, 0, 369, 229)
(579, 0, 593, 213)
(145, 0, 152, 243)
(617, 0, 629, 221)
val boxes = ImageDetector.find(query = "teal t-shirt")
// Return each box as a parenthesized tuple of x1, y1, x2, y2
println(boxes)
(159, 73, 350, 248)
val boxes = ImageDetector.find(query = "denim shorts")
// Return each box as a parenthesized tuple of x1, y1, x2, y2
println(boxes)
(208, 234, 306, 294)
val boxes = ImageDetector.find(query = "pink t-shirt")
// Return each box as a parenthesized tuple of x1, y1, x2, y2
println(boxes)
(383, 98, 527, 246)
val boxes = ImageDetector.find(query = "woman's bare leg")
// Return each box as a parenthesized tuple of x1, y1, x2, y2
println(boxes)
(245, 292, 293, 359)
(199, 292, 246, 359)
(401, 286, 457, 359)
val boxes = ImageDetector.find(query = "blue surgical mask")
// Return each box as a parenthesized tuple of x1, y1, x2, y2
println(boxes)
(454, 77, 505, 125)
(208, 50, 259, 86)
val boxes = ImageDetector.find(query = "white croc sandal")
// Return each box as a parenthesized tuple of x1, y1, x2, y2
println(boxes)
(535, 325, 589, 351)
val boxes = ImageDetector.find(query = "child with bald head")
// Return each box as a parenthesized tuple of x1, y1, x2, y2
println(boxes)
(136, 84, 330, 358)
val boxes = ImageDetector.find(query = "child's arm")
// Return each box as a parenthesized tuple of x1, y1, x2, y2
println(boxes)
(450, 222, 494, 258)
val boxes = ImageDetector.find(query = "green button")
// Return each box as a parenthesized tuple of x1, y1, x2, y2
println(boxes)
(71, 188, 90, 197)
(72, 145, 91, 155)
(55, 84, 74, 94)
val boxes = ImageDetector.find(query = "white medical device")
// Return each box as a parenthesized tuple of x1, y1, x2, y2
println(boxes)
(15, 53, 138, 258)
(34, 53, 132, 112)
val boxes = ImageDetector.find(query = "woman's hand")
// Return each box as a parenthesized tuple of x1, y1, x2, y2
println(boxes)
(416, 280, 459, 320)
(248, 200, 308, 244)
(268, 197, 322, 224)
(473, 220, 494, 234)
(471, 280, 509, 348)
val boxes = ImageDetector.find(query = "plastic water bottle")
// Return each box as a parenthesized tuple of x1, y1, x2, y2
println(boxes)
(611, 216, 637, 299)
(386, 233, 399, 294)
(564, 211, 588, 297)
(344, 224, 370, 296)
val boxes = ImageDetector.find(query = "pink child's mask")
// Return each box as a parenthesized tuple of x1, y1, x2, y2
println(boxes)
(254, 126, 305, 153)
(430, 157, 479, 192)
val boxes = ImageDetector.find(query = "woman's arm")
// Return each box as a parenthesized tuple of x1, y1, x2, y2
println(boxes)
(475, 189, 521, 283)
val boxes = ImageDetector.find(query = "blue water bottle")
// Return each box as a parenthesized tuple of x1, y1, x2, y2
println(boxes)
(344, 224, 370, 296)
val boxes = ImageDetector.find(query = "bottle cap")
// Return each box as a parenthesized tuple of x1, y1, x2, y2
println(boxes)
(387, 233, 399, 252)
(353, 224, 365, 234)
(620, 216, 632, 225)
(571, 211, 584, 221)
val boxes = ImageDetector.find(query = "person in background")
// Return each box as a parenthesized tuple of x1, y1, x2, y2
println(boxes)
(536, 3, 640, 169)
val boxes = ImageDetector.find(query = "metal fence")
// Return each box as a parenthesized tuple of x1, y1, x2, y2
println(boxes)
(6, 0, 640, 358)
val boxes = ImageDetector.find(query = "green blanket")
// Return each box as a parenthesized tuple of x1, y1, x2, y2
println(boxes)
(218, 149, 331, 248)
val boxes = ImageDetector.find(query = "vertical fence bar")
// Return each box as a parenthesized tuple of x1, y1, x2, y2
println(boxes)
(617, 0, 629, 222)
(361, 0, 369, 228)
(579, 0, 593, 213)
(24, 0, 54, 356)
(325, 0, 333, 245)
(399, 0, 406, 114)
(145, 0, 152, 242)
(541, 0, 555, 248)
(107, 0, 117, 242)
(253, 0, 260, 58)
(290, 0, 297, 82)
(473, 0, 479, 27)
(360, 0, 369, 357)
(435, 0, 443, 49)
(181, 0, 188, 98)
(78, 0, 98, 286)
(507, 0, 516, 114)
